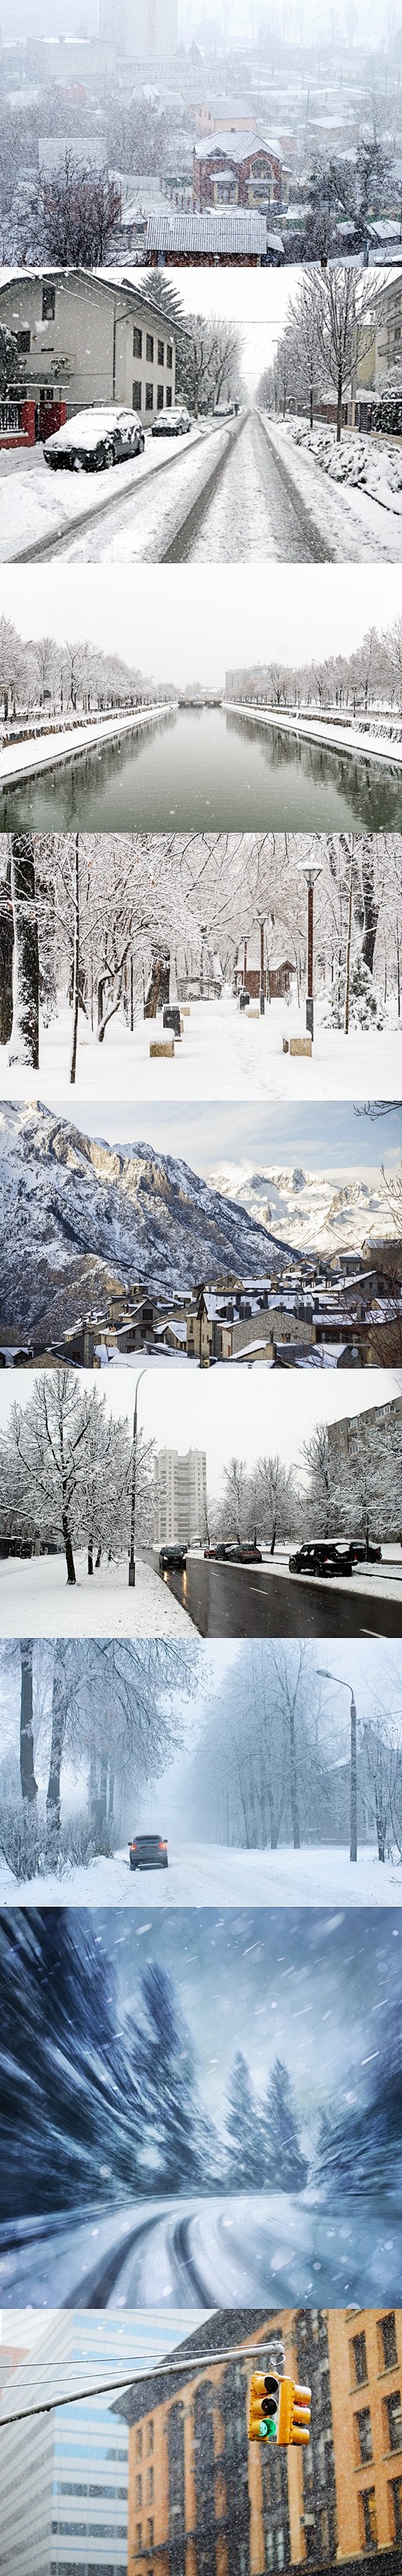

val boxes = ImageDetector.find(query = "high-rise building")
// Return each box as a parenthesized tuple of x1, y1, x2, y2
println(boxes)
(154, 1447, 207, 1544)
(0, 2312, 199, 2576)
(99, 0, 177, 57)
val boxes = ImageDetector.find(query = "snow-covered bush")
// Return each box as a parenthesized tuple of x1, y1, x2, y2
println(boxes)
(0, 1801, 41, 1881)
(322, 955, 385, 1029)
(57, 1813, 116, 1872)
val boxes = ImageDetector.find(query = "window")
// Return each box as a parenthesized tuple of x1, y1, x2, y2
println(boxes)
(386, 2391, 402, 2451)
(135, 2428, 143, 2457)
(135, 2474, 142, 2506)
(157, 384, 164, 409)
(166, 385, 172, 407)
(148, 2468, 154, 2501)
(352, 2332, 367, 2387)
(148, 2519, 154, 2545)
(360, 2489, 378, 2549)
(148, 2420, 154, 2452)
(381, 2314, 398, 2370)
(158, 338, 164, 366)
(132, 380, 142, 410)
(357, 2410, 373, 2464)
(390, 2474, 402, 2539)
(146, 333, 154, 361)
(42, 284, 55, 321)
(166, 344, 173, 367)
(276, 2534, 285, 2569)
(16, 330, 30, 353)
(136, 2522, 141, 2547)
(145, 382, 153, 409)
(133, 326, 142, 357)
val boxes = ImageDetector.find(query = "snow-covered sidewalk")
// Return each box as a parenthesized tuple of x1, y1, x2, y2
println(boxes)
(0, 701, 173, 787)
(0, 420, 222, 562)
(0, 1836, 400, 1908)
(0, 1551, 192, 1638)
(0, 990, 400, 1104)
(228, 698, 402, 770)
(260, 414, 402, 563)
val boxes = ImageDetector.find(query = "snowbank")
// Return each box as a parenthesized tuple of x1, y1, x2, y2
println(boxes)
(0, 702, 174, 788)
(228, 698, 402, 768)
(0, 989, 399, 1105)
(1, 420, 232, 566)
(1, 1837, 400, 1908)
(0, 1551, 193, 1638)
(261, 413, 402, 563)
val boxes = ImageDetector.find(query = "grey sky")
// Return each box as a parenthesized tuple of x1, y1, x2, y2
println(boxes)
(0, 1368, 399, 1490)
(5, 565, 402, 689)
(39, 1096, 402, 1177)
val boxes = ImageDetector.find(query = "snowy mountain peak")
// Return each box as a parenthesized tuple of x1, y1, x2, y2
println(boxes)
(0, 1102, 293, 1341)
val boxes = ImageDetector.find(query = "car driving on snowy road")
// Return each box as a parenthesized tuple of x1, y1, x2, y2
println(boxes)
(129, 1834, 168, 1871)
(43, 406, 145, 472)
(152, 406, 192, 438)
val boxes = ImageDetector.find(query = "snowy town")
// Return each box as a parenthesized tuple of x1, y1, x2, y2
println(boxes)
(0, 1363, 401, 1642)
(2, 267, 402, 565)
(2, 0, 402, 266)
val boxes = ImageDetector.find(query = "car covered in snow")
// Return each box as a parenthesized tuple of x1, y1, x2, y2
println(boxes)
(159, 1543, 188, 1570)
(43, 405, 145, 471)
(289, 1541, 353, 1577)
(152, 405, 192, 438)
(129, 1833, 168, 1871)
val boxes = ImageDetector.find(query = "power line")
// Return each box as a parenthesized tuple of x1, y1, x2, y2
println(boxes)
(0, 2340, 283, 2430)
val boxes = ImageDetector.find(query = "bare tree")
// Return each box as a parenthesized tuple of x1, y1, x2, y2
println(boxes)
(39, 152, 121, 268)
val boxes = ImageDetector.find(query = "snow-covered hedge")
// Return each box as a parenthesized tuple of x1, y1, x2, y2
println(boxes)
(323, 955, 385, 1030)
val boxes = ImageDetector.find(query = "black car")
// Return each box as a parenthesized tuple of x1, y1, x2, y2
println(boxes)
(129, 1834, 168, 1871)
(347, 1538, 382, 1564)
(159, 1544, 188, 1570)
(289, 1543, 353, 1577)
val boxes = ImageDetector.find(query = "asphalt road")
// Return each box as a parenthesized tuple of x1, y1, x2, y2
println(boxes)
(0, 2187, 398, 2310)
(159, 1558, 402, 1639)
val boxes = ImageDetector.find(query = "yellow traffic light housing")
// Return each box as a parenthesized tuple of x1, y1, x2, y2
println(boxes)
(277, 2379, 312, 2446)
(248, 2373, 281, 2441)
(248, 2373, 311, 2446)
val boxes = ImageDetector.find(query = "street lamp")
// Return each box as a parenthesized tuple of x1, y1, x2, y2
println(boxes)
(129, 1367, 148, 1588)
(258, 912, 265, 1015)
(316, 1669, 357, 1862)
(297, 855, 322, 1041)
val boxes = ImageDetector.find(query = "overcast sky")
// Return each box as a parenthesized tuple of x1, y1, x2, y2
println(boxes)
(5, 566, 402, 690)
(129, 266, 387, 399)
(42, 1097, 402, 1178)
(0, 1369, 400, 1490)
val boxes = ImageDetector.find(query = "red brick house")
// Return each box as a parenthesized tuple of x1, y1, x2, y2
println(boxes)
(193, 129, 289, 211)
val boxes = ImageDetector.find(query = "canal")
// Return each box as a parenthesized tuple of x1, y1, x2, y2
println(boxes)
(1, 703, 402, 832)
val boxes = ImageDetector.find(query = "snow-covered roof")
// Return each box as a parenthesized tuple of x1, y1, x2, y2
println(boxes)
(195, 128, 283, 163)
(38, 137, 106, 174)
(231, 1337, 274, 1360)
(144, 210, 268, 252)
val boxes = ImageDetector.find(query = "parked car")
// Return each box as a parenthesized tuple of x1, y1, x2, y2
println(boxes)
(152, 405, 191, 438)
(129, 1834, 168, 1871)
(203, 1541, 262, 1563)
(159, 1543, 188, 1570)
(347, 1538, 382, 1564)
(43, 405, 145, 471)
(289, 1542, 353, 1577)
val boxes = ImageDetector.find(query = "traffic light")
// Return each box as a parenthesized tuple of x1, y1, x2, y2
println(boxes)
(248, 2373, 311, 2446)
(248, 2373, 281, 2440)
(277, 2379, 312, 2447)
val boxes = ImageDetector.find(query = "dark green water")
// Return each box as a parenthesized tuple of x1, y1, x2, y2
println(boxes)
(1, 705, 401, 831)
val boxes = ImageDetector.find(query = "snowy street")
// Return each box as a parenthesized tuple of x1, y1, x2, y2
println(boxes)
(0, 1553, 193, 1640)
(0, 1839, 400, 1910)
(0, 2186, 399, 2310)
(157, 1550, 402, 1641)
(0, 417, 228, 565)
(0, 988, 399, 1103)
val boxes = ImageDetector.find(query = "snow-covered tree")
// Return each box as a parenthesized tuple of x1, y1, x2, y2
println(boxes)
(225, 2051, 265, 2188)
(260, 2059, 309, 2191)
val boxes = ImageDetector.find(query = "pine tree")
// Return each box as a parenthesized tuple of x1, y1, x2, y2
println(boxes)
(261, 2058, 309, 2192)
(133, 1961, 212, 2190)
(225, 2050, 265, 2189)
